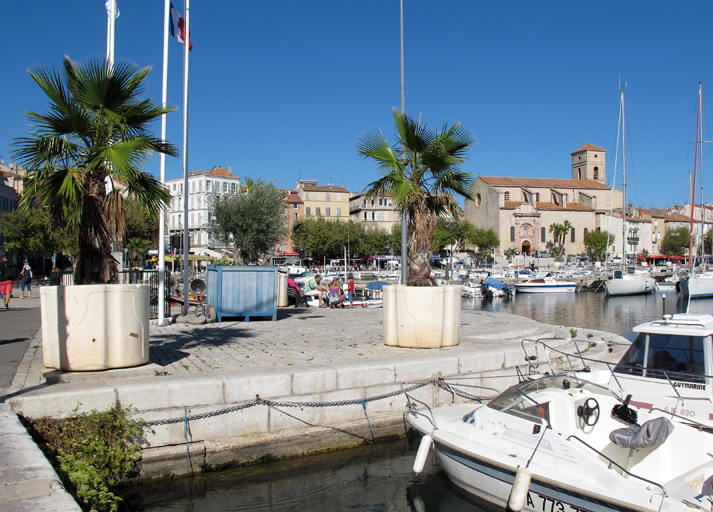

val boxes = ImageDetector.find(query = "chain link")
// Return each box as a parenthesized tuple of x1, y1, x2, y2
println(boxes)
(144, 381, 432, 426)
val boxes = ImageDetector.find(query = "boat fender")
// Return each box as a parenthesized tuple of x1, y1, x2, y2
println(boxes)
(413, 434, 432, 474)
(508, 467, 532, 512)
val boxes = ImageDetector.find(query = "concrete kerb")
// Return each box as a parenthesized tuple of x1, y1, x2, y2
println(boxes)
(4, 309, 630, 481)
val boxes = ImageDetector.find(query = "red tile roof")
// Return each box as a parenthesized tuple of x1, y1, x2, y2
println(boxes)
(285, 193, 303, 204)
(302, 184, 350, 193)
(501, 201, 593, 212)
(572, 143, 606, 153)
(203, 167, 239, 178)
(664, 213, 692, 222)
(480, 176, 611, 190)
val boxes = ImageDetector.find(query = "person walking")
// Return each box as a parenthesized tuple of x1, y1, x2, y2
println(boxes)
(19, 260, 33, 299)
(0, 252, 18, 310)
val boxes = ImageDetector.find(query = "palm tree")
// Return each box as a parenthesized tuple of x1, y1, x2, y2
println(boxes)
(12, 57, 177, 284)
(125, 238, 147, 267)
(549, 220, 573, 255)
(357, 108, 476, 285)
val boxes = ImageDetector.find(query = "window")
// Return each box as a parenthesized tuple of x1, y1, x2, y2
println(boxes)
(541, 227, 546, 241)
(231, 183, 236, 193)
(475, 193, 481, 207)
(504, 192, 510, 201)
(389, 212, 394, 221)
(198, 180, 203, 192)
(615, 333, 705, 382)
(306, 207, 311, 216)
(535, 193, 540, 202)
(315, 193, 320, 200)
(371, 212, 376, 221)
(294, 213, 298, 221)
(336, 208, 341, 216)
(206, 180, 211, 191)
(379, 198, 383, 206)
(584, 228, 589, 237)
(379, 212, 384, 221)
(326, 193, 331, 201)
(306, 192, 311, 200)
(593, 167, 599, 180)
(172, 184, 176, 191)
(337, 193, 341, 201)
(363, 212, 367, 220)
(316, 207, 321, 216)
(571, 228, 575, 243)
(325, 208, 331, 216)
(510, 226, 515, 242)
(190, 181, 194, 192)
(293, 203, 299, 209)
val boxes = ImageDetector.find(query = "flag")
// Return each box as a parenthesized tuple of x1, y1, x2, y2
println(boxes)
(104, 0, 119, 18)
(170, 2, 193, 51)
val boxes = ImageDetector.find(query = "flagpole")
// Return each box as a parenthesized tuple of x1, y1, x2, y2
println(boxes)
(158, 0, 171, 325)
(108, 0, 116, 68)
(182, 0, 191, 314)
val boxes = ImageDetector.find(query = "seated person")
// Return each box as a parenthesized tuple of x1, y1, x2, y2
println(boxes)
(287, 278, 307, 307)
(329, 279, 346, 308)
(303, 274, 329, 307)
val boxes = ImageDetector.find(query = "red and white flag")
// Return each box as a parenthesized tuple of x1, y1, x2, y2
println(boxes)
(170, 2, 193, 51)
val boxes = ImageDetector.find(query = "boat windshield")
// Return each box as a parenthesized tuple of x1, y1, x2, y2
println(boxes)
(488, 376, 616, 421)
(614, 332, 707, 383)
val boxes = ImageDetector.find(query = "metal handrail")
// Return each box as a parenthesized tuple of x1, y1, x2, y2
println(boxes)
(566, 435, 667, 495)
(648, 407, 711, 431)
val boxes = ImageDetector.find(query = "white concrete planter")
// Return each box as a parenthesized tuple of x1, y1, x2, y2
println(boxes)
(39, 284, 150, 371)
(383, 285, 461, 348)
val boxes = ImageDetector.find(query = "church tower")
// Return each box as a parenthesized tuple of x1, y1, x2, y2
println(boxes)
(571, 144, 606, 183)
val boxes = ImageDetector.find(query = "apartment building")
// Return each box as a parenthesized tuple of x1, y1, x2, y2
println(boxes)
(0, 161, 26, 252)
(294, 180, 350, 220)
(166, 166, 242, 254)
(349, 192, 401, 232)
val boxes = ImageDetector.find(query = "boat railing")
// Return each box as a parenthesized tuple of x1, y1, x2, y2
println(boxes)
(522, 339, 713, 407)
(402, 382, 438, 430)
(647, 407, 711, 431)
(566, 435, 667, 496)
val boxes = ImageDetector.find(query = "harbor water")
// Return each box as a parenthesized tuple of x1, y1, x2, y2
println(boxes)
(121, 290, 710, 511)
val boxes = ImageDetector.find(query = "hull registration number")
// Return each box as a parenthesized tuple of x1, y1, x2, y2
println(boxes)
(528, 492, 591, 512)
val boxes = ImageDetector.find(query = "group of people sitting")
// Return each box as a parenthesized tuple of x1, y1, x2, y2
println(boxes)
(287, 274, 355, 309)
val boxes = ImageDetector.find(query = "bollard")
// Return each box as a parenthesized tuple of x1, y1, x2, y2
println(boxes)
(662, 294, 666, 317)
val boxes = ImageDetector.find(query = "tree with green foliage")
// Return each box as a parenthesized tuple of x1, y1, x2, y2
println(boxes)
(432, 218, 477, 254)
(467, 228, 499, 260)
(549, 220, 573, 255)
(505, 248, 517, 261)
(705, 229, 713, 254)
(662, 226, 691, 256)
(292, 217, 350, 263)
(583, 229, 614, 262)
(210, 178, 287, 264)
(124, 238, 146, 267)
(357, 108, 475, 285)
(0, 208, 78, 259)
(12, 57, 177, 284)
(125, 199, 160, 250)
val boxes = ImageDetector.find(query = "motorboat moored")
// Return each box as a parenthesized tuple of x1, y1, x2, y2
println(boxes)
(513, 272, 577, 293)
(406, 374, 713, 512)
(605, 267, 656, 296)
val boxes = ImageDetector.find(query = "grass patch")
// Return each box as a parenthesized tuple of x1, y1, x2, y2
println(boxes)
(25, 403, 145, 512)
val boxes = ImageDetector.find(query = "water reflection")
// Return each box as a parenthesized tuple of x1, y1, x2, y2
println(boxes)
(120, 437, 497, 512)
(463, 291, 712, 340)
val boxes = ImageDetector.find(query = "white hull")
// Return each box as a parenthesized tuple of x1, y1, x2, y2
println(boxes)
(515, 284, 576, 293)
(605, 275, 655, 296)
(680, 275, 713, 298)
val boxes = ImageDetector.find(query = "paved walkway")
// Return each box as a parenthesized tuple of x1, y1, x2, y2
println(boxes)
(7, 305, 614, 389)
(0, 293, 41, 391)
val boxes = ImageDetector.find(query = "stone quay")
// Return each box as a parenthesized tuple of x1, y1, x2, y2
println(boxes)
(0, 299, 628, 509)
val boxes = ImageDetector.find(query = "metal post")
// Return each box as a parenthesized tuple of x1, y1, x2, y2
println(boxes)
(399, 0, 408, 286)
(181, 0, 191, 314)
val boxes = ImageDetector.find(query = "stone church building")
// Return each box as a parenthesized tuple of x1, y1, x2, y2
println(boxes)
(464, 144, 625, 257)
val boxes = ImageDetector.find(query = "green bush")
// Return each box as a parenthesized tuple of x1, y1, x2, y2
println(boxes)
(27, 403, 145, 512)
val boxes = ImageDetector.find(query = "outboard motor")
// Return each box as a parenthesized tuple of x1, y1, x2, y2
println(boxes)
(481, 281, 493, 299)
(504, 285, 514, 299)
(611, 394, 638, 425)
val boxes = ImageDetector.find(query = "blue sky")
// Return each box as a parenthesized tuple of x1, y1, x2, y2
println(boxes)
(2, 1, 713, 209)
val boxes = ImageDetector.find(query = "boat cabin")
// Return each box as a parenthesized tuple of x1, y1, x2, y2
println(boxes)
(610, 313, 713, 426)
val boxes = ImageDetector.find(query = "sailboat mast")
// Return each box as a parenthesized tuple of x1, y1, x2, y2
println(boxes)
(689, 83, 701, 270)
(699, 83, 705, 264)
(621, 86, 627, 264)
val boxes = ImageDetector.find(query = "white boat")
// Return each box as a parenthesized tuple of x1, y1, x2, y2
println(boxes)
(406, 374, 713, 512)
(526, 313, 713, 429)
(605, 267, 656, 296)
(680, 271, 713, 298)
(461, 281, 481, 297)
(514, 272, 577, 293)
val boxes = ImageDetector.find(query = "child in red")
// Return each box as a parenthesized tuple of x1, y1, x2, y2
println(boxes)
(347, 273, 355, 305)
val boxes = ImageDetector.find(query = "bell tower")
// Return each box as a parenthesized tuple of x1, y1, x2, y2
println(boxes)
(571, 144, 606, 184)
